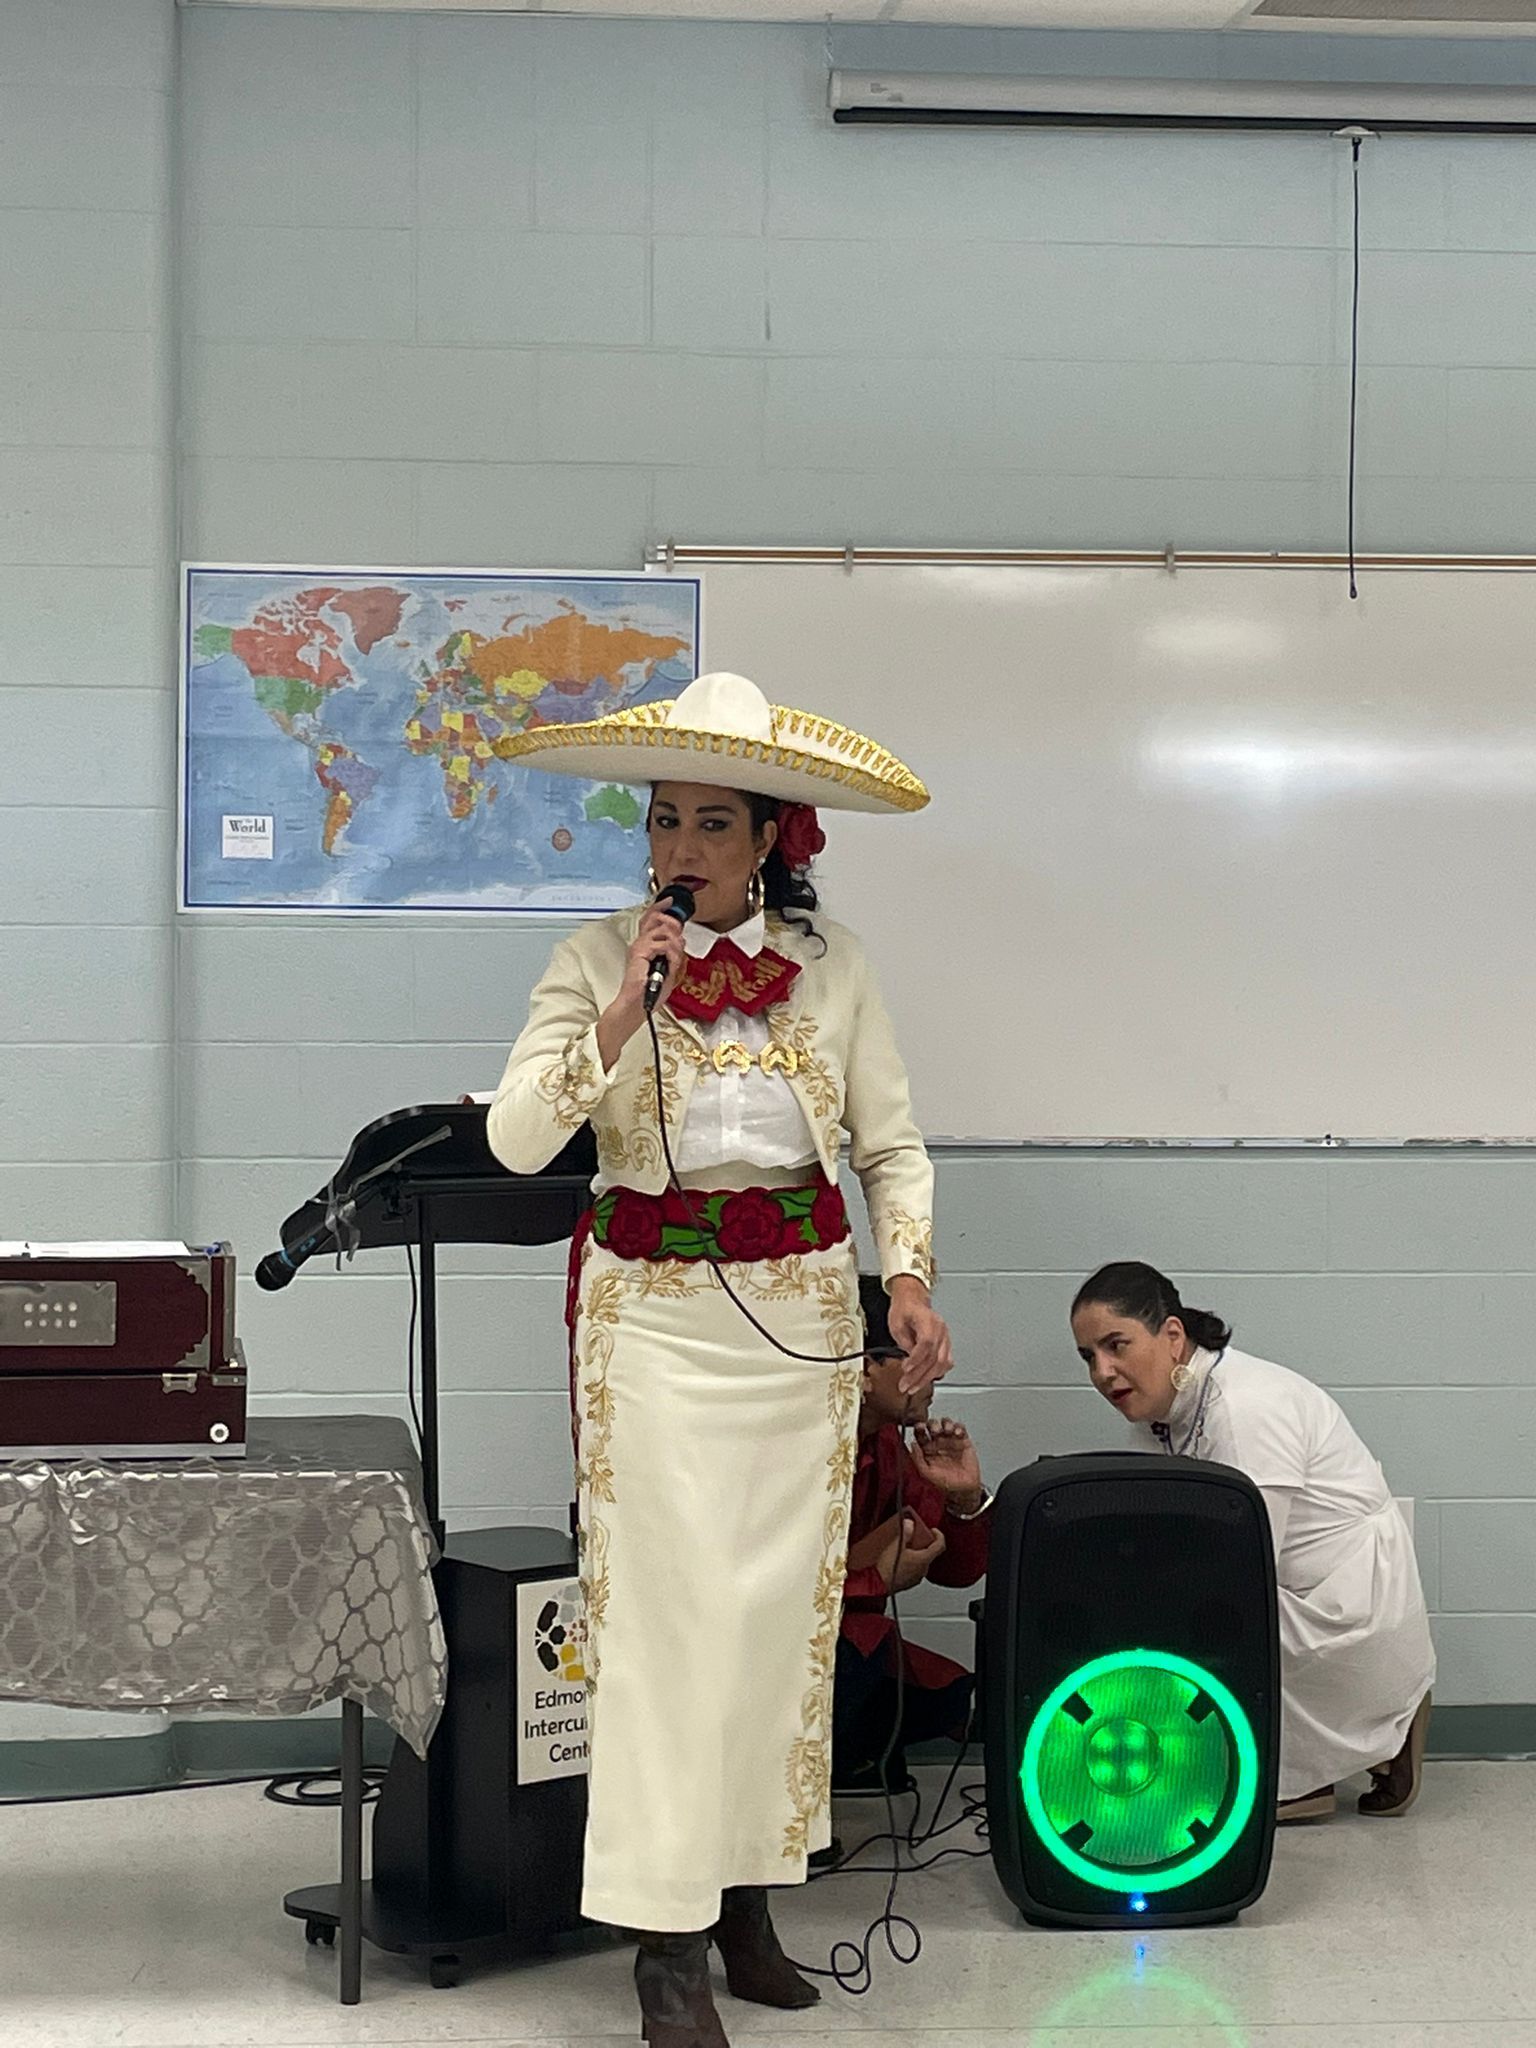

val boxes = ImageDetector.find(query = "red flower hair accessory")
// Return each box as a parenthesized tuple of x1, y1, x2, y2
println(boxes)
(775, 803, 826, 873)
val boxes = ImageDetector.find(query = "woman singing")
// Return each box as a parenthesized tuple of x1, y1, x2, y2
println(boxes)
(488, 672, 950, 2047)
(1072, 1261, 1435, 1826)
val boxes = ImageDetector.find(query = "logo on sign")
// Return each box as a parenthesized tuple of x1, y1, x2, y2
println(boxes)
(222, 814, 274, 860)
(516, 1577, 591, 1785)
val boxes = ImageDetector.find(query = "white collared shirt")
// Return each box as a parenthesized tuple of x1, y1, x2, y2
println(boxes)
(671, 912, 818, 1179)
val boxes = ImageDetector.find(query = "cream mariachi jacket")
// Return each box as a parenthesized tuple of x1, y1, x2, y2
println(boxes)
(487, 907, 935, 1291)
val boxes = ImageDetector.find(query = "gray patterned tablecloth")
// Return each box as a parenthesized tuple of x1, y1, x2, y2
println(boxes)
(0, 1416, 445, 1756)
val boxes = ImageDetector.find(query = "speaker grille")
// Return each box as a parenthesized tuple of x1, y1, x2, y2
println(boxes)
(986, 1456, 1280, 1926)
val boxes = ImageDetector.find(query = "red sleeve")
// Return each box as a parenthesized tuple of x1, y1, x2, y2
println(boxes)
(843, 1563, 890, 1610)
(844, 1432, 896, 1609)
(930, 1501, 992, 1587)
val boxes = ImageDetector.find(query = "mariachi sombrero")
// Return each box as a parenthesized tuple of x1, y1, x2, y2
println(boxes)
(498, 671, 929, 816)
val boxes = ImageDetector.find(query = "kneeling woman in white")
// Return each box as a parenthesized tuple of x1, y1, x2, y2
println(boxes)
(1071, 1262, 1435, 1823)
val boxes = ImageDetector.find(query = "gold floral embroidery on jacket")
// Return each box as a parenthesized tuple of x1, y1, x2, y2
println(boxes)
(536, 1031, 601, 1133)
(595, 1124, 631, 1177)
(879, 1206, 936, 1290)
(765, 1008, 841, 1157)
(599, 1015, 694, 1176)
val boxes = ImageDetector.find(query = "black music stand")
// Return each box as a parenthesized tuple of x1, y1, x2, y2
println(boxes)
(263, 1104, 601, 1992)
(256, 1101, 595, 1540)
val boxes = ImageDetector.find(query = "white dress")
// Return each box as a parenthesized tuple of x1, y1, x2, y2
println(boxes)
(1133, 1348, 1436, 1801)
(493, 907, 934, 1930)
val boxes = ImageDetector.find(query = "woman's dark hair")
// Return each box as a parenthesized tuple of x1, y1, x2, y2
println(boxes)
(1071, 1261, 1232, 1355)
(747, 791, 822, 947)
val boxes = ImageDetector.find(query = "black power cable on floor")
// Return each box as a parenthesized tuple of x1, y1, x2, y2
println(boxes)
(263, 1767, 386, 1809)
(0, 1766, 385, 1811)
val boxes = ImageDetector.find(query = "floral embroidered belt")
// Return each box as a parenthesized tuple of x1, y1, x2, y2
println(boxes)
(562, 1178, 851, 1491)
(592, 1177, 850, 1265)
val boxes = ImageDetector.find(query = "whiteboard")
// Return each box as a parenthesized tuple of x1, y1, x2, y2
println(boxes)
(672, 560, 1536, 1141)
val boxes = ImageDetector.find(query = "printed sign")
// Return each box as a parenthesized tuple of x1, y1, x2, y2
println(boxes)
(221, 813, 274, 859)
(516, 1576, 590, 1785)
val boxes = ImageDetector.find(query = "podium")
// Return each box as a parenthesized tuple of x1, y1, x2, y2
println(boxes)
(261, 1104, 603, 1988)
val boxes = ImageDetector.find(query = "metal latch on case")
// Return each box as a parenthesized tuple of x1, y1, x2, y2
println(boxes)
(161, 1373, 198, 1394)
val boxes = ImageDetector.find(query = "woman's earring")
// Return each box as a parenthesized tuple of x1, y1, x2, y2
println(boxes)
(747, 865, 764, 917)
(646, 864, 660, 897)
(1170, 1360, 1195, 1393)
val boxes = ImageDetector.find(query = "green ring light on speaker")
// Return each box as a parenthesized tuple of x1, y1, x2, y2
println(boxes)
(1019, 1649, 1259, 1896)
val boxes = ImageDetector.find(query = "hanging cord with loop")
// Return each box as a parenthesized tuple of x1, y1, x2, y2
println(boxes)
(1336, 126, 1375, 600)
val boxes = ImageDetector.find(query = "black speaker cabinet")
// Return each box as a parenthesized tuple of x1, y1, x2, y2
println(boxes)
(983, 1453, 1279, 1930)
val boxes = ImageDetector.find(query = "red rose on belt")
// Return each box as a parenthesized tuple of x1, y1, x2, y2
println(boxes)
(776, 803, 826, 873)
(716, 1188, 787, 1262)
(811, 1180, 848, 1244)
(606, 1189, 664, 1259)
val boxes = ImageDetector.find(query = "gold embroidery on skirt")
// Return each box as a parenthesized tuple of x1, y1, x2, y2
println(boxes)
(574, 1240, 860, 1863)
(575, 1255, 713, 1698)
(634, 1261, 702, 1302)
(742, 1255, 809, 1303)
(574, 1260, 623, 1692)
(782, 1252, 862, 1862)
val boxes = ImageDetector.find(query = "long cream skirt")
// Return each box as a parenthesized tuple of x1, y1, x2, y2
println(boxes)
(572, 1237, 862, 1932)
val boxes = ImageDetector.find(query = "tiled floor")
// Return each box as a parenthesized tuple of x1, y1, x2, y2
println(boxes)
(0, 1764, 1529, 2046)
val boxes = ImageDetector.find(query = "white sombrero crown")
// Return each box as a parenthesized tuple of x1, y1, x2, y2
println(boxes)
(498, 671, 928, 816)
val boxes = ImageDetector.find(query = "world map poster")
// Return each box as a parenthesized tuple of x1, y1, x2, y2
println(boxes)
(180, 567, 701, 913)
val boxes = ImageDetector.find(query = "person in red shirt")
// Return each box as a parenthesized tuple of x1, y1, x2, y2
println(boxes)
(834, 1275, 994, 1791)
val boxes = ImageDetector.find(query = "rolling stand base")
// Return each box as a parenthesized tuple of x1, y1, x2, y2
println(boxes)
(282, 1882, 611, 1990)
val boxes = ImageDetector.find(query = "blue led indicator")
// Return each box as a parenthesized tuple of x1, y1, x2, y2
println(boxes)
(1129, 1893, 1148, 1913)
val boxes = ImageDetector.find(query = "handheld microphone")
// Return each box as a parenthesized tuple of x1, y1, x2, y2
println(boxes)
(254, 1221, 336, 1291)
(643, 882, 695, 1013)
(254, 1242, 307, 1292)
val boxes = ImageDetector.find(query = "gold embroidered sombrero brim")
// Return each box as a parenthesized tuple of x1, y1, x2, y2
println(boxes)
(496, 679, 929, 816)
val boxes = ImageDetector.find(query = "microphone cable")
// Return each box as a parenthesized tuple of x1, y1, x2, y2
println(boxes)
(790, 1440, 989, 1999)
(642, 1005, 906, 1374)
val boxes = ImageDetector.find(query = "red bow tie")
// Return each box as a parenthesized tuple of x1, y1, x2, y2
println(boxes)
(668, 937, 801, 1024)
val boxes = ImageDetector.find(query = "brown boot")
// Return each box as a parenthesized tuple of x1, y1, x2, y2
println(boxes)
(711, 1886, 820, 2010)
(1276, 1784, 1336, 1823)
(1359, 1692, 1432, 1817)
(634, 1933, 730, 2048)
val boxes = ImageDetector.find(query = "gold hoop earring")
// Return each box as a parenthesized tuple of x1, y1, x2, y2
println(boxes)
(747, 866, 764, 917)
(646, 864, 660, 897)
(1170, 1360, 1195, 1393)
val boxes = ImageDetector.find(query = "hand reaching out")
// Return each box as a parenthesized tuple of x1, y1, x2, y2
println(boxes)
(910, 1417, 984, 1514)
